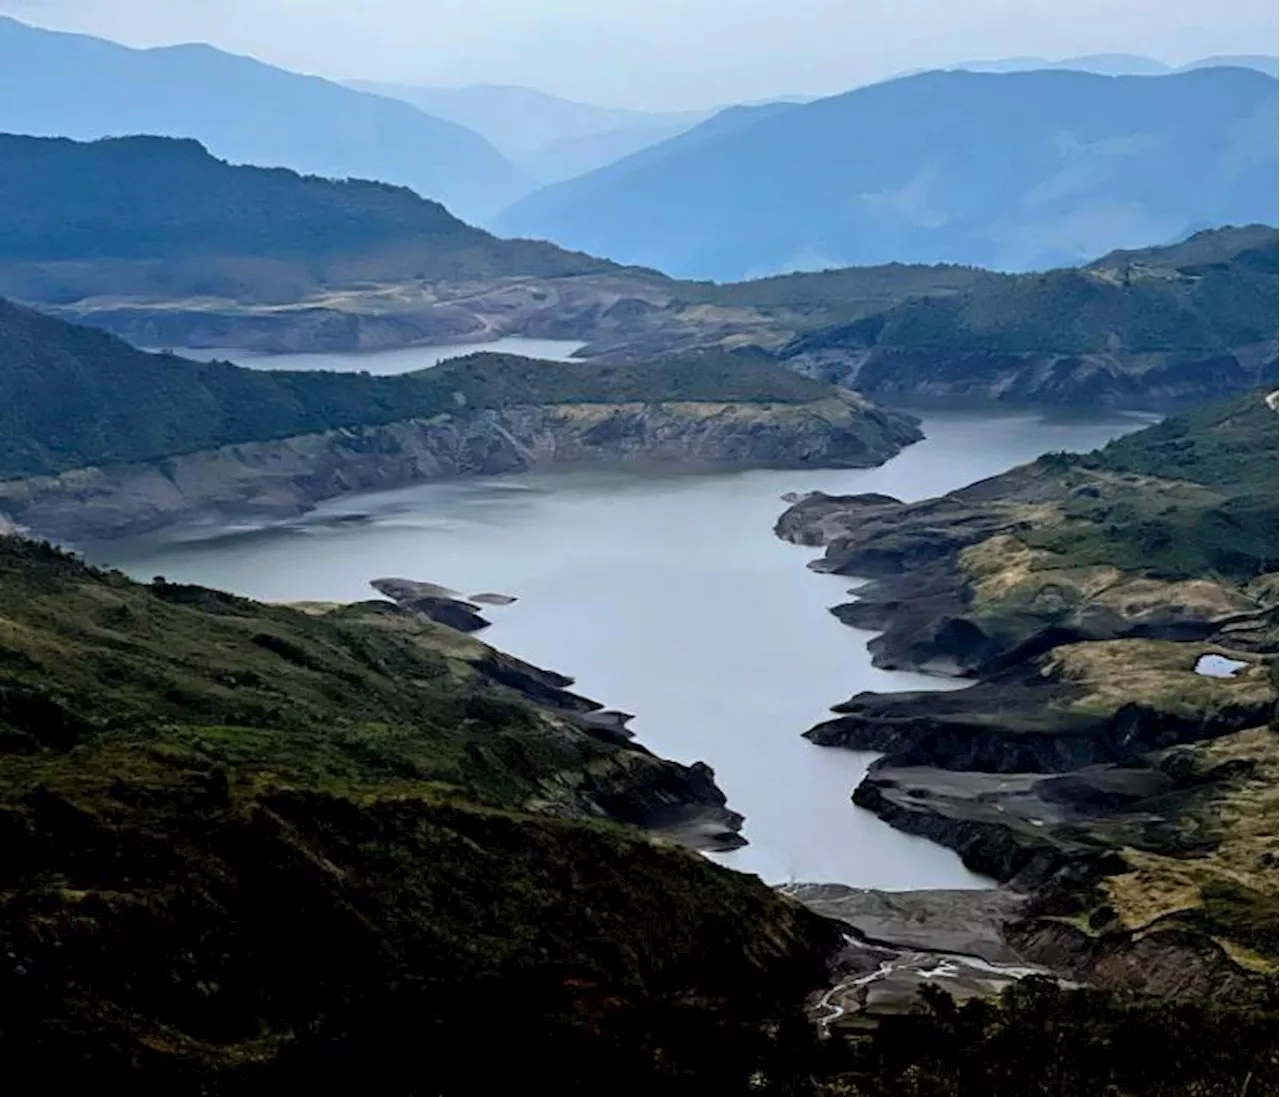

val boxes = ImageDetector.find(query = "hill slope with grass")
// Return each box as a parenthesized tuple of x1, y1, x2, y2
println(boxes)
(0, 534, 840, 1089)
(780, 225, 1279, 406)
(0, 132, 614, 304)
(0, 300, 876, 480)
(778, 392, 1278, 999)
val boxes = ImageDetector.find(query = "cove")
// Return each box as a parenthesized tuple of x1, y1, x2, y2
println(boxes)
(89, 409, 1143, 888)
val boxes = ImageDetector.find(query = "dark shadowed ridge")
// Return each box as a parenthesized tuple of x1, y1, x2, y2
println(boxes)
(0, 15, 532, 222)
(0, 132, 642, 302)
(496, 67, 1279, 280)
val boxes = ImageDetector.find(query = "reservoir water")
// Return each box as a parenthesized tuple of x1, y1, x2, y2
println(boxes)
(174, 336, 586, 374)
(89, 403, 1144, 888)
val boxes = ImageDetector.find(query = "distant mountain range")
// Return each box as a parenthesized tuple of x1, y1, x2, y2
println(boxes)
(947, 53, 1280, 78)
(497, 67, 1279, 281)
(346, 81, 711, 183)
(0, 130, 994, 359)
(0, 16, 531, 222)
(1, 130, 1271, 411)
(947, 53, 1172, 76)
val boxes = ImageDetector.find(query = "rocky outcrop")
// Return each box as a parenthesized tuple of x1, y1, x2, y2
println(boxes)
(1006, 920, 1273, 1004)
(833, 757, 1277, 1008)
(0, 394, 921, 543)
(341, 592, 745, 851)
(809, 682, 1113, 771)
(371, 578, 492, 633)
(568, 752, 748, 852)
(776, 463, 1276, 676)
(807, 674, 1276, 773)
(849, 763, 1129, 890)
(786, 883, 1031, 966)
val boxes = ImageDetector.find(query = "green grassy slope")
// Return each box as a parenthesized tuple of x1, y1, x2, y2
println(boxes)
(0, 536, 838, 1089)
(1029, 393, 1279, 581)
(780, 226, 1278, 404)
(431, 348, 834, 406)
(681, 262, 997, 320)
(789, 227, 1278, 356)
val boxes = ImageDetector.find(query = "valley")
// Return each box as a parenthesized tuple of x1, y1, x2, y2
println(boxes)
(0, 14, 1275, 1088)
(85, 409, 1141, 886)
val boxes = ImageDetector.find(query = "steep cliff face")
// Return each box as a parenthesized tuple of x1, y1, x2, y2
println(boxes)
(0, 395, 921, 542)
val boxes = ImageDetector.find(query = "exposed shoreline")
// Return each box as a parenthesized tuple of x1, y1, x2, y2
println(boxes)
(0, 395, 922, 544)
(775, 398, 1278, 1015)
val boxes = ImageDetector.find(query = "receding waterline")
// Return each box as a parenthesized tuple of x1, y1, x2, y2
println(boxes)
(88, 408, 1144, 888)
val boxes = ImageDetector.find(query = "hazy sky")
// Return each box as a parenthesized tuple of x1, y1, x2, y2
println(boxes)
(3, 0, 1276, 109)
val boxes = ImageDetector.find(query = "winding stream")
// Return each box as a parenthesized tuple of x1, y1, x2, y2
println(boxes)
(88, 366, 1143, 888)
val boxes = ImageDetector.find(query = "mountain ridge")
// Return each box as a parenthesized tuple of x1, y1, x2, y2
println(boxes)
(0, 131, 630, 303)
(0, 130, 974, 361)
(497, 66, 1279, 280)
(0, 15, 532, 221)
(780, 224, 1279, 406)
(0, 298, 867, 480)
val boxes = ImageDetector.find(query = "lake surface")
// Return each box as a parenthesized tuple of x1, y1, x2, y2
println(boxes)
(90, 410, 1144, 888)
(174, 336, 586, 374)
